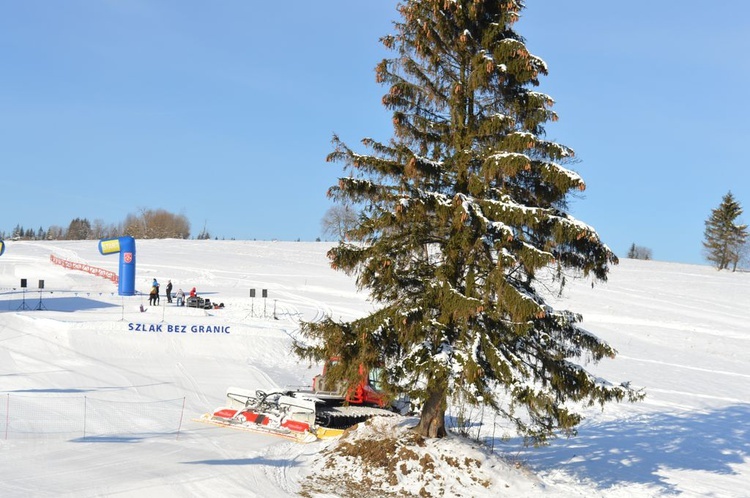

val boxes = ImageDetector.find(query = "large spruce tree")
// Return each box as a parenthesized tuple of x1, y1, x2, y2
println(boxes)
(703, 191, 748, 271)
(297, 0, 641, 444)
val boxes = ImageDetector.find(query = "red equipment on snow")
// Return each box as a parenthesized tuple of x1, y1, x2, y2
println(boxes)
(198, 361, 406, 442)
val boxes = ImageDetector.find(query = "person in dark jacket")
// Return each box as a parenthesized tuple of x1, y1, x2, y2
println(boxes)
(166, 280, 173, 303)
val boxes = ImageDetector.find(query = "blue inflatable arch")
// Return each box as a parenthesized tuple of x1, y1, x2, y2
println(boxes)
(98, 236, 136, 296)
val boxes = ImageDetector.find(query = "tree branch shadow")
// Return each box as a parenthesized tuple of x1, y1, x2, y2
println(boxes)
(515, 404, 750, 493)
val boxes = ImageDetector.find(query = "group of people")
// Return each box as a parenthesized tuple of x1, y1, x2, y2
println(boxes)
(147, 279, 196, 307)
(176, 287, 197, 306)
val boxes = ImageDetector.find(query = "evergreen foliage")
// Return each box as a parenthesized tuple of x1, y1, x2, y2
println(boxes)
(627, 243, 652, 260)
(196, 221, 211, 240)
(297, 0, 642, 444)
(703, 191, 748, 271)
(66, 218, 93, 240)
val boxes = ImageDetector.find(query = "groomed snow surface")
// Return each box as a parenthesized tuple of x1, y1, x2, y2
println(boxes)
(0, 240, 748, 497)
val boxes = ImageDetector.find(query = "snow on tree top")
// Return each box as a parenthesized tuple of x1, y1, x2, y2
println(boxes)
(510, 131, 536, 140)
(526, 91, 555, 105)
(531, 54, 548, 72)
(540, 161, 584, 186)
(414, 154, 444, 169)
(486, 151, 529, 162)
(549, 212, 600, 240)
(539, 140, 575, 158)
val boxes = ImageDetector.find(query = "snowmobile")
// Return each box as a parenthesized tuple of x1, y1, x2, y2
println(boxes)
(198, 362, 405, 442)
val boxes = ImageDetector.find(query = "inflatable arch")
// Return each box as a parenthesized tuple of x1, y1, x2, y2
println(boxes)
(98, 236, 136, 296)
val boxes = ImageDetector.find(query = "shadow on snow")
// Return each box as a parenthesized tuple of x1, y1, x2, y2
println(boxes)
(515, 404, 750, 493)
(70, 433, 177, 443)
(183, 457, 303, 467)
(0, 296, 119, 313)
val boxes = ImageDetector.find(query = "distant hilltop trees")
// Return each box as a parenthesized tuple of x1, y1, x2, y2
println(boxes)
(4, 209, 192, 241)
(627, 243, 653, 260)
(703, 191, 748, 271)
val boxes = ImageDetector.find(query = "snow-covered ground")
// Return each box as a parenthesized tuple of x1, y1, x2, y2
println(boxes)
(0, 239, 747, 497)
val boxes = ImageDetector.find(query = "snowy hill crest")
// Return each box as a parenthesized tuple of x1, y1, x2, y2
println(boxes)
(0, 240, 748, 497)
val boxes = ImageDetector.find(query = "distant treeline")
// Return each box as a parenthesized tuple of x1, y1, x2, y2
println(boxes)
(3, 209, 211, 241)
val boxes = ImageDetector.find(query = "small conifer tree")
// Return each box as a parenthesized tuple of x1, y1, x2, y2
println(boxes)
(703, 192, 748, 271)
(297, 0, 642, 444)
(627, 243, 653, 260)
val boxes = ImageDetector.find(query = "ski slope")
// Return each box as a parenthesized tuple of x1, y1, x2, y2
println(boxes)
(0, 239, 748, 497)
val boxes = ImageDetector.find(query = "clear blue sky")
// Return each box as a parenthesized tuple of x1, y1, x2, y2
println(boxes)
(1, 1, 748, 265)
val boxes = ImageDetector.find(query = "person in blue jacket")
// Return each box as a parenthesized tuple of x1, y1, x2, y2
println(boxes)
(152, 279, 160, 305)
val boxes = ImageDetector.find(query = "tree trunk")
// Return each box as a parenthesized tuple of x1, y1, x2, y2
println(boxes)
(413, 385, 447, 438)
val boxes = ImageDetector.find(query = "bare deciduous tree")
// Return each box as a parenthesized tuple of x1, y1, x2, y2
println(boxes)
(124, 208, 191, 239)
(320, 205, 358, 240)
